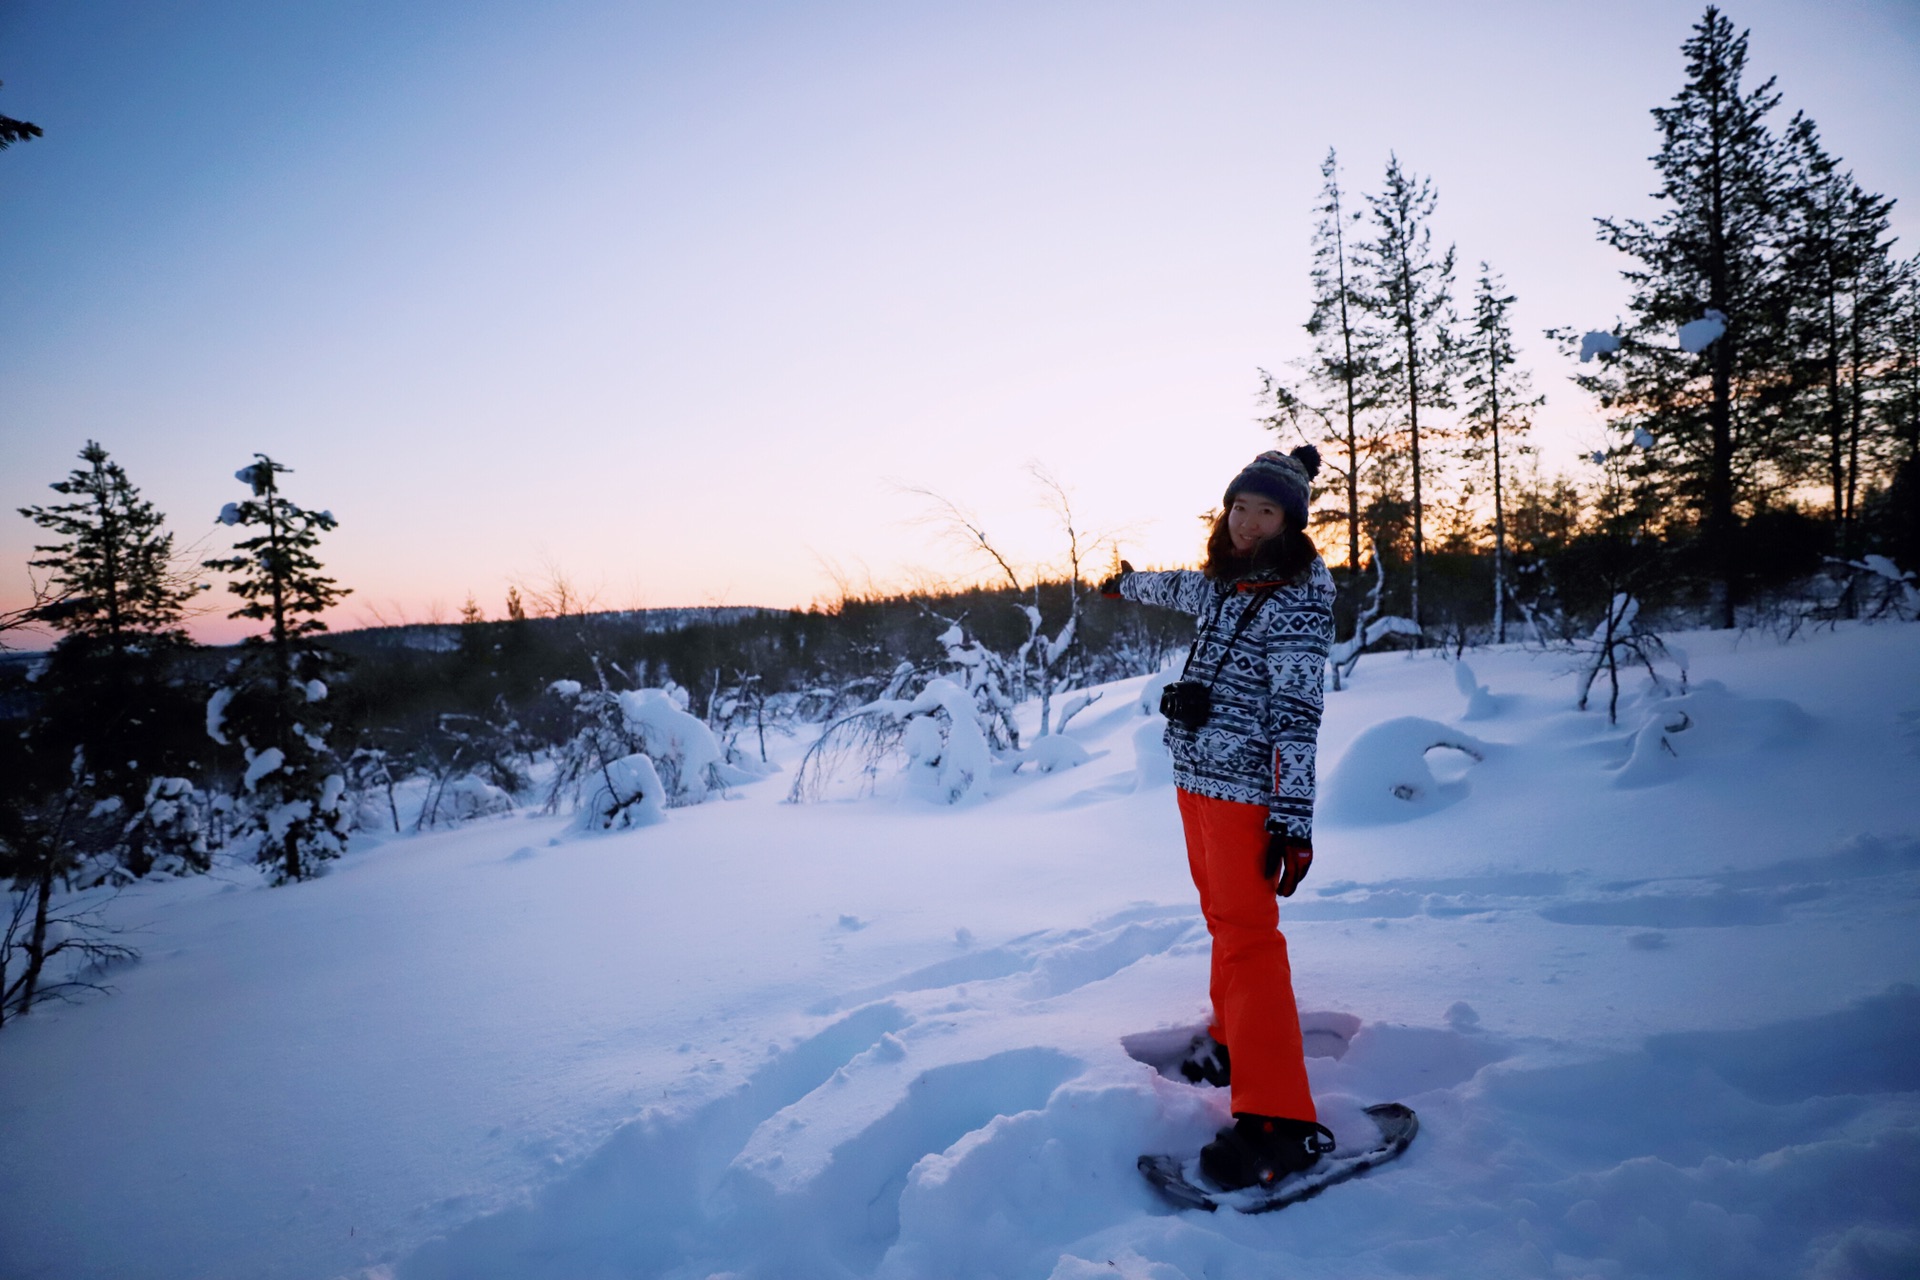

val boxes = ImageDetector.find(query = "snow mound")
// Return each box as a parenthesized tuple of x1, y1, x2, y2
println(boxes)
(1319, 717, 1497, 824)
(1453, 660, 1500, 720)
(1023, 735, 1091, 774)
(1613, 681, 1815, 788)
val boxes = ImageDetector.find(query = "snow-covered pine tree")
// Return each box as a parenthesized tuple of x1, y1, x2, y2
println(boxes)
(18, 441, 208, 875)
(1354, 153, 1459, 641)
(202, 455, 351, 883)
(1779, 113, 1902, 566)
(1459, 268, 1542, 644)
(1571, 7, 1793, 628)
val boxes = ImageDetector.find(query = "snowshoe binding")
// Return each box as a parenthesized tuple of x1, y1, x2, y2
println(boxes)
(1199, 1114, 1335, 1190)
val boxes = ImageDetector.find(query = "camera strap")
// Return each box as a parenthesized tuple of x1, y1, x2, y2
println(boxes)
(1179, 583, 1280, 694)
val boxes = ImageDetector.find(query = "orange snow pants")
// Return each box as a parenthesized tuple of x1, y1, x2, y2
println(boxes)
(1176, 788, 1316, 1123)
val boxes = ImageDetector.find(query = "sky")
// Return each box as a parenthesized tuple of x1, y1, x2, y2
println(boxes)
(3, 0, 1917, 645)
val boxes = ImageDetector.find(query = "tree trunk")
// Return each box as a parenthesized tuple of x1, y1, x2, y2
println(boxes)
(1491, 356, 1506, 645)
(1706, 72, 1737, 630)
(1406, 327, 1424, 641)
(15, 858, 56, 1017)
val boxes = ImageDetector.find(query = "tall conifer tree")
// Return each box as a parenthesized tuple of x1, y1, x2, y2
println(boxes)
(18, 443, 204, 833)
(1780, 113, 1901, 559)
(1301, 147, 1390, 599)
(1581, 7, 1791, 626)
(1460, 268, 1541, 644)
(1355, 153, 1457, 637)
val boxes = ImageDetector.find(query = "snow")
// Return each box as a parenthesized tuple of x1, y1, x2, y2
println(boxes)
(1679, 308, 1728, 353)
(206, 686, 235, 745)
(218, 501, 242, 526)
(305, 679, 328, 703)
(576, 752, 667, 830)
(242, 746, 285, 791)
(1578, 330, 1620, 362)
(2, 624, 1919, 1280)
(1023, 734, 1092, 773)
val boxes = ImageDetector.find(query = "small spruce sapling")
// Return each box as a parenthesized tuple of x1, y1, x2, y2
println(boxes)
(203, 455, 351, 883)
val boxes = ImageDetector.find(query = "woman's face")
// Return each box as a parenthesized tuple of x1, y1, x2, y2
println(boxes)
(1227, 492, 1287, 552)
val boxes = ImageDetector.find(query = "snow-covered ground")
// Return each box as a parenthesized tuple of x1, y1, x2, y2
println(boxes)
(2, 622, 1918, 1280)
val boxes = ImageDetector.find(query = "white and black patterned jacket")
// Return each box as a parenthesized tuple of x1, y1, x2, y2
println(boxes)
(1120, 558, 1335, 839)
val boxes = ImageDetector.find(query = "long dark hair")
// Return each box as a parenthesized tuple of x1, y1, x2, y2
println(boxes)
(1203, 511, 1317, 583)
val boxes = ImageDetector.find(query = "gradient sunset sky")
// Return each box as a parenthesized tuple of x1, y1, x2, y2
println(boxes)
(3, 0, 1916, 644)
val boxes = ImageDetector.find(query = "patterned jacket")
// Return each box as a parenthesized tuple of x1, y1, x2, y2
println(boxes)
(1120, 558, 1335, 839)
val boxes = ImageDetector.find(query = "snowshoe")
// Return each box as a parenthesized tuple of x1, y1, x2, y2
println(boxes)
(1139, 1102, 1418, 1214)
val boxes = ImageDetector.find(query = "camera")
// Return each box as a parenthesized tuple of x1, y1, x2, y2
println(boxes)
(1159, 680, 1212, 729)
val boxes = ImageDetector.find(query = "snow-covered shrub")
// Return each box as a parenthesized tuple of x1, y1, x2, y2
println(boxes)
(343, 746, 401, 833)
(1571, 593, 1687, 724)
(575, 753, 668, 831)
(618, 688, 758, 804)
(1812, 554, 1920, 623)
(1328, 545, 1419, 690)
(119, 776, 211, 876)
(789, 677, 997, 805)
(438, 775, 514, 823)
(546, 675, 753, 824)
(935, 623, 1021, 751)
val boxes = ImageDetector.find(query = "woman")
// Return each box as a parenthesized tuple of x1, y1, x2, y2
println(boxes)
(1102, 446, 1338, 1191)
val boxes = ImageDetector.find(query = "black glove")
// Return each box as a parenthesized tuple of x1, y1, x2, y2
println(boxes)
(1263, 832, 1313, 898)
(1097, 559, 1135, 597)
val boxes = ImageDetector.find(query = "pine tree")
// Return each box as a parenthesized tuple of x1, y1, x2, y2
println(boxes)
(1354, 153, 1458, 638)
(20, 442, 196, 658)
(18, 442, 206, 870)
(1300, 147, 1391, 602)
(203, 455, 351, 883)
(1459, 268, 1542, 643)
(1581, 7, 1792, 627)
(1780, 113, 1901, 561)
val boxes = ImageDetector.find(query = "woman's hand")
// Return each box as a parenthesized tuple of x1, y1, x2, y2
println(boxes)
(1263, 833, 1313, 897)
(1097, 560, 1135, 597)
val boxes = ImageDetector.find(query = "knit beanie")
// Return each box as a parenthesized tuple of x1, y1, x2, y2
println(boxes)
(1224, 446, 1320, 532)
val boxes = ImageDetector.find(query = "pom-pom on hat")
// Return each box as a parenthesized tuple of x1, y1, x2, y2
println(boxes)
(1225, 446, 1320, 533)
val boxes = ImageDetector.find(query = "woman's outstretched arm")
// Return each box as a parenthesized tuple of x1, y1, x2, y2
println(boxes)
(1114, 568, 1216, 618)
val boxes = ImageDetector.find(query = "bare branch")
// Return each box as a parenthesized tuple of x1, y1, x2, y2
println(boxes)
(901, 486, 1024, 593)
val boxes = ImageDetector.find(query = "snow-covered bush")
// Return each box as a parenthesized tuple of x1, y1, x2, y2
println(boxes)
(1328, 545, 1419, 690)
(436, 775, 515, 824)
(1813, 554, 1920, 623)
(618, 688, 758, 804)
(118, 776, 211, 876)
(1571, 593, 1687, 724)
(789, 677, 997, 805)
(575, 753, 668, 831)
(546, 674, 753, 825)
